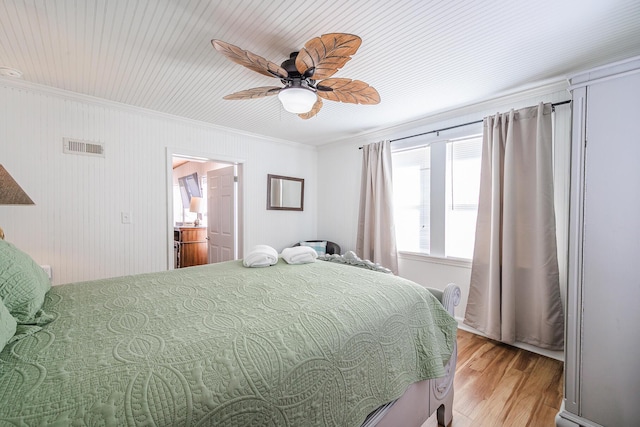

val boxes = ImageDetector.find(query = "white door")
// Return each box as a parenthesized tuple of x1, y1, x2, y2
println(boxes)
(207, 166, 236, 263)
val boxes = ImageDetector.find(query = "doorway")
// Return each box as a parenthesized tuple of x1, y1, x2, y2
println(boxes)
(166, 148, 244, 270)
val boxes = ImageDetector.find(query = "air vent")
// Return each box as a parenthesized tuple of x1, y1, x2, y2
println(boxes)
(63, 138, 105, 157)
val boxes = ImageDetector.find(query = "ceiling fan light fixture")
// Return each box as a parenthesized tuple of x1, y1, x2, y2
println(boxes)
(278, 87, 316, 114)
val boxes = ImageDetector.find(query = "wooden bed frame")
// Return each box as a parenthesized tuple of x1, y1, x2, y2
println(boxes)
(366, 283, 461, 427)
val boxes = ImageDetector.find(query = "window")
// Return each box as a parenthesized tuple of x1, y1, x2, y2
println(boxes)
(392, 146, 431, 253)
(445, 138, 482, 258)
(392, 135, 482, 259)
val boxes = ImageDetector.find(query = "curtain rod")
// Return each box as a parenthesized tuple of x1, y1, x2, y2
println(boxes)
(359, 100, 572, 148)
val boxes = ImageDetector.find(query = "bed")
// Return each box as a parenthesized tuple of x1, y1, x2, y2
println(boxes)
(0, 239, 459, 427)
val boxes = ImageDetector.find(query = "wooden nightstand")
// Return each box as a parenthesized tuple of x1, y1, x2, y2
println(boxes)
(174, 227, 207, 268)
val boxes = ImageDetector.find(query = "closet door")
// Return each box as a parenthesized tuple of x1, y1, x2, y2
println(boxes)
(579, 71, 640, 426)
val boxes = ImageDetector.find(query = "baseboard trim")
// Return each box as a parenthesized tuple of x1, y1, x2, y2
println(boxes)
(456, 318, 564, 361)
(556, 402, 606, 427)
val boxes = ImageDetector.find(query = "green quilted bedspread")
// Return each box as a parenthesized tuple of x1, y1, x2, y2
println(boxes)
(0, 259, 457, 426)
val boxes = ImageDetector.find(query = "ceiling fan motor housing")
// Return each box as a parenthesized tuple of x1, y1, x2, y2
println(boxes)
(281, 52, 299, 74)
(281, 52, 315, 81)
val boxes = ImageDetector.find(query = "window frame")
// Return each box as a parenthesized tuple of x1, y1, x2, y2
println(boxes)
(392, 130, 482, 262)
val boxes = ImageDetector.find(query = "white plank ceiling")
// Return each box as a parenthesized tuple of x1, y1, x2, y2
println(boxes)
(1, 0, 639, 145)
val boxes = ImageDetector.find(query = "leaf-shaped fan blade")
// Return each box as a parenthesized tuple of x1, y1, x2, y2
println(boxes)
(316, 78, 380, 105)
(223, 86, 281, 100)
(295, 33, 362, 80)
(298, 97, 323, 120)
(212, 39, 288, 79)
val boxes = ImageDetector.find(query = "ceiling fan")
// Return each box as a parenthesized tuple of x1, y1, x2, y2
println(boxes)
(211, 33, 380, 119)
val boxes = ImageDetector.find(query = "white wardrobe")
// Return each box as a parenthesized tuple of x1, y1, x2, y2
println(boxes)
(557, 57, 640, 426)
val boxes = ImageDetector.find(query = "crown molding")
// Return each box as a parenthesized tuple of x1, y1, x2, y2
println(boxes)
(320, 78, 570, 149)
(0, 77, 316, 152)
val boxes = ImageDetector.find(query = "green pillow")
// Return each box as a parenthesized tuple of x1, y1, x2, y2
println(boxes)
(0, 239, 51, 324)
(0, 297, 17, 352)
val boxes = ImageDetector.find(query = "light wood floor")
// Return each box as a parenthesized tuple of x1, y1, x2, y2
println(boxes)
(422, 329, 564, 427)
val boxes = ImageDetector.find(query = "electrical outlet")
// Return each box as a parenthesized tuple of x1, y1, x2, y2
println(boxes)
(121, 212, 132, 224)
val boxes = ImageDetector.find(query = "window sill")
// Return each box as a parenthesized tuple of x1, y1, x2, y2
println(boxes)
(398, 251, 472, 268)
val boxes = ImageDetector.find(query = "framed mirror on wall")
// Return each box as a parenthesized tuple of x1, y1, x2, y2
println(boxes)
(267, 174, 304, 211)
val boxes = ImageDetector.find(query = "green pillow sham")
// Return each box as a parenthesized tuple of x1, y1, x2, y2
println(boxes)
(0, 239, 51, 324)
(0, 297, 17, 352)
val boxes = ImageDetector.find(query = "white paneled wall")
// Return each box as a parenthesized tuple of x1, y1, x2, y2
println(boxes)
(0, 82, 317, 285)
(318, 82, 572, 329)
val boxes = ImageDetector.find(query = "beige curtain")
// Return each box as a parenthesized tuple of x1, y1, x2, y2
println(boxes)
(357, 140, 398, 274)
(464, 103, 564, 350)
